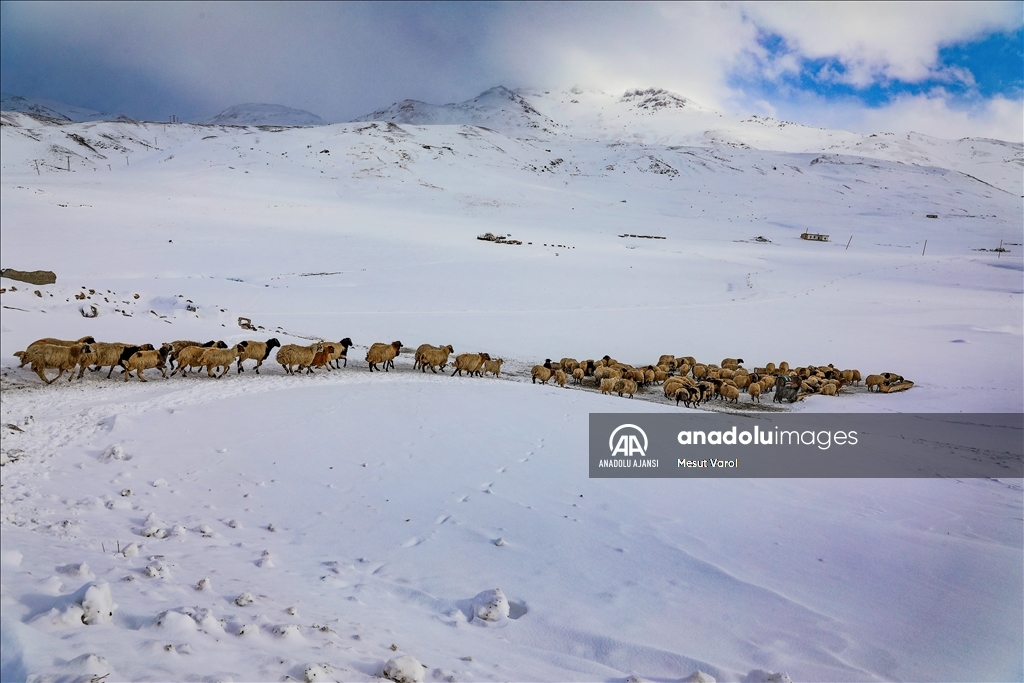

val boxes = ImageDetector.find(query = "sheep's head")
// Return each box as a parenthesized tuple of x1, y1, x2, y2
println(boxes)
(78, 336, 97, 344)
(267, 338, 281, 349)
(158, 343, 173, 358)
(391, 341, 403, 351)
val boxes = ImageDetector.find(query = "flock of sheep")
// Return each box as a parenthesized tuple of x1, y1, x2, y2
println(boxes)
(525, 355, 885, 405)
(11, 335, 906, 406)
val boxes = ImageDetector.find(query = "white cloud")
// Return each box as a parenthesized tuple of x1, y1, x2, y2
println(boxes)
(741, 1, 1022, 87)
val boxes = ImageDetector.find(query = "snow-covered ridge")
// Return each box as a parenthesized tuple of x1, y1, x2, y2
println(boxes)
(0, 92, 120, 123)
(353, 86, 1022, 193)
(204, 103, 325, 127)
(355, 85, 561, 136)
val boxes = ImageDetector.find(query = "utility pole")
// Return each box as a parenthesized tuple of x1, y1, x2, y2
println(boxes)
(67, 155, 71, 171)
(922, 240, 927, 256)
(845, 236, 852, 250)
(34, 160, 40, 175)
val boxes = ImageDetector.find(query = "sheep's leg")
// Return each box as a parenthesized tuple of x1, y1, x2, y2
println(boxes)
(159, 366, 168, 379)
(237, 360, 245, 374)
(342, 357, 347, 367)
(34, 365, 53, 384)
(254, 361, 261, 374)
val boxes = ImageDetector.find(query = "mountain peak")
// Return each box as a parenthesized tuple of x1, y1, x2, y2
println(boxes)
(620, 88, 698, 111)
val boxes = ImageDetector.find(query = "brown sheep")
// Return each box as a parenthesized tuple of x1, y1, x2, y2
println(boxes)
(168, 340, 225, 372)
(322, 338, 353, 369)
(451, 352, 490, 377)
(675, 385, 701, 408)
(599, 378, 618, 395)
(593, 366, 621, 383)
(692, 364, 708, 379)
(22, 342, 93, 383)
(614, 379, 638, 398)
(572, 367, 584, 385)
(200, 343, 247, 378)
(413, 343, 435, 370)
(531, 359, 554, 384)
(483, 358, 504, 378)
(17, 336, 96, 368)
(419, 344, 455, 373)
(841, 369, 862, 385)
(553, 369, 568, 387)
(236, 338, 282, 374)
(277, 343, 322, 375)
(866, 373, 903, 392)
(720, 385, 740, 403)
(309, 344, 336, 372)
(366, 341, 402, 372)
(171, 343, 221, 377)
(748, 381, 762, 403)
(559, 358, 580, 373)
(75, 341, 132, 379)
(123, 344, 172, 382)
(820, 383, 838, 396)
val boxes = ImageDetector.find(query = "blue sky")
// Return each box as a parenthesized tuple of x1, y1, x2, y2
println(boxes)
(735, 24, 1022, 108)
(1, 1, 1021, 140)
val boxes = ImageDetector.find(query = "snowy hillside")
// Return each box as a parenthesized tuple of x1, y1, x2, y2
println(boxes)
(1, 89, 1021, 682)
(358, 86, 1023, 195)
(0, 92, 121, 123)
(205, 103, 325, 127)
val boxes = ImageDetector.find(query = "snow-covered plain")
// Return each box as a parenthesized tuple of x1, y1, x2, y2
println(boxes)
(1, 87, 1022, 682)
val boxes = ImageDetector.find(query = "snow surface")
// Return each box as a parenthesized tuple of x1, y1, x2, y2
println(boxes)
(1, 87, 1022, 682)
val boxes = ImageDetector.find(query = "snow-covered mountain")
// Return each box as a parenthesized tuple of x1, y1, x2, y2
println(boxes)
(205, 103, 325, 127)
(355, 85, 561, 136)
(0, 92, 122, 123)
(356, 86, 1022, 194)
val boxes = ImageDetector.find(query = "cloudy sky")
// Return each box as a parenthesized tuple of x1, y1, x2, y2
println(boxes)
(1, 1, 1021, 140)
